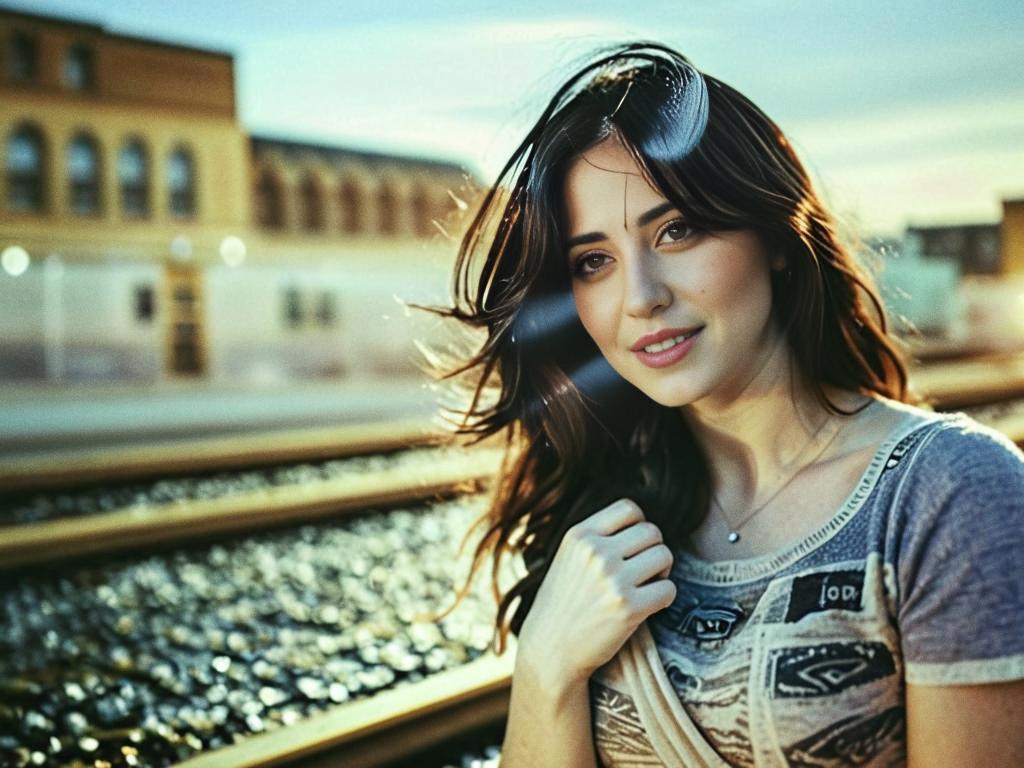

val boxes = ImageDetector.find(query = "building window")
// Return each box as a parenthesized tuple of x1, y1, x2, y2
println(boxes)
(119, 140, 149, 218)
(411, 186, 432, 237)
(134, 284, 155, 322)
(977, 231, 1000, 272)
(299, 174, 324, 231)
(63, 44, 95, 90)
(8, 32, 38, 83)
(67, 133, 101, 215)
(315, 291, 337, 327)
(378, 183, 397, 235)
(168, 147, 196, 218)
(338, 179, 363, 234)
(256, 170, 284, 229)
(6, 125, 46, 212)
(282, 286, 303, 328)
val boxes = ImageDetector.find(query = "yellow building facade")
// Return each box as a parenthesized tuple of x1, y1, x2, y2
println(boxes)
(1, 9, 248, 258)
(0, 8, 475, 383)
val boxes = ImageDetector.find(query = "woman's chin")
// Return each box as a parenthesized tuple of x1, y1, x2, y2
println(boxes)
(625, 377, 703, 409)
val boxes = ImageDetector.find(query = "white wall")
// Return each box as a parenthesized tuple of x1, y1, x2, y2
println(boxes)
(0, 259, 162, 381)
(203, 251, 454, 384)
(0, 243, 461, 384)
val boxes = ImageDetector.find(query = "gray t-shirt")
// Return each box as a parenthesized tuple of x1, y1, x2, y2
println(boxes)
(590, 400, 1024, 767)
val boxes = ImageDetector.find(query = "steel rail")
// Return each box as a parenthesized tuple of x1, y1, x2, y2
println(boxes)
(0, 447, 502, 571)
(909, 351, 1024, 409)
(176, 651, 515, 768)
(0, 418, 446, 493)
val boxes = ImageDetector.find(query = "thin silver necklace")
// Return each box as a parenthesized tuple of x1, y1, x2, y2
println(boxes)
(711, 414, 847, 544)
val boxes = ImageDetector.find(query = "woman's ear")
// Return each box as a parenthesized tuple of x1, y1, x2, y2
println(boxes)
(770, 254, 787, 272)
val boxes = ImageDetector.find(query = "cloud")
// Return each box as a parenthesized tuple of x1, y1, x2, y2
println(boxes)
(789, 95, 1024, 164)
(234, 8, 1021, 235)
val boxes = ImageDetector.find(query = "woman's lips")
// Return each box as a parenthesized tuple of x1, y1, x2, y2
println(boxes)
(633, 327, 703, 368)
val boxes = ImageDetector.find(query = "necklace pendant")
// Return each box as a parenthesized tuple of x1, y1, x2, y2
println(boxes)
(727, 531, 741, 544)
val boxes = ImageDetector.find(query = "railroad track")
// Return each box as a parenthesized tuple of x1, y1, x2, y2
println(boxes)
(0, 418, 446, 493)
(910, 349, 1024, 410)
(0, 419, 499, 573)
(0, 493, 510, 768)
(1, 415, 517, 768)
(3, 351, 1024, 768)
(177, 651, 513, 768)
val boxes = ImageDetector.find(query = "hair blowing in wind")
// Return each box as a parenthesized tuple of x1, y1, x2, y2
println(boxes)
(422, 42, 919, 653)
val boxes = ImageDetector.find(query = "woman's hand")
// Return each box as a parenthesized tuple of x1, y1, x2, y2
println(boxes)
(517, 497, 677, 687)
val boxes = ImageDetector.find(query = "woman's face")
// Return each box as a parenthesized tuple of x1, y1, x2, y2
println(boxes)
(562, 138, 785, 409)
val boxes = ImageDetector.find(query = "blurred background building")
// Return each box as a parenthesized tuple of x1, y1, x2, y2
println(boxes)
(1, 7, 473, 386)
(877, 199, 1024, 349)
(1, 3, 1023, 398)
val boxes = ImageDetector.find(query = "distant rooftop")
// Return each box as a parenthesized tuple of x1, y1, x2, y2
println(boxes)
(250, 135, 470, 177)
(0, 4, 234, 59)
(1, 4, 478, 177)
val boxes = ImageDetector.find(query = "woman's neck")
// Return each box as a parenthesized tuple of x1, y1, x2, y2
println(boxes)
(678, 332, 866, 505)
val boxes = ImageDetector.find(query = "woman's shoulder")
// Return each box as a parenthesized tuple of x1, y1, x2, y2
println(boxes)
(870, 397, 1024, 553)
(871, 395, 1024, 485)
(904, 405, 1022, 487)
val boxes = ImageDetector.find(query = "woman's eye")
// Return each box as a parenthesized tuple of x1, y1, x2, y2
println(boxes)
(659, 220, 694, 244)
(573, 252, 608, 276)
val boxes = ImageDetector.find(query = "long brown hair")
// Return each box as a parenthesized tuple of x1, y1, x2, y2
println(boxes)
(429, 42, 922, 653)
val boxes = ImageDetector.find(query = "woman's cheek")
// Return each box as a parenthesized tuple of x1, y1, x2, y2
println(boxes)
(574, 289, 615, 350)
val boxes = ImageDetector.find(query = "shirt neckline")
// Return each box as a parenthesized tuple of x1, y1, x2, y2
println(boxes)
(674, 398, 951, 585)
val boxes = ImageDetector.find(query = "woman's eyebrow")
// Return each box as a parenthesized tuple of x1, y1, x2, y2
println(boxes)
(564, 201, 678, 250)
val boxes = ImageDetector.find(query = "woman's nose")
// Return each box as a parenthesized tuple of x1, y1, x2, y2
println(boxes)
(622, 252, 672, 318)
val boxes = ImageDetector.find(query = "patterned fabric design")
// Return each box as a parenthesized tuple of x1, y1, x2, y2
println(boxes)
(591, 680, 666, 767)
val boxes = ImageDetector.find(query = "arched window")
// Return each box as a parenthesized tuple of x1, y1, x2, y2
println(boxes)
(168, 147, 196, 218)
(118, 139, 149, 218)
(337, 178, 363, 234)
(411, 185, 433, 237)
(63, 44, 95, 91)
(377, 183, 397, 236)
(67, 133, 101, 215)
(298, 173, 324, 231)
(256, 169, 284, 229)
(6, 124, 46, 212)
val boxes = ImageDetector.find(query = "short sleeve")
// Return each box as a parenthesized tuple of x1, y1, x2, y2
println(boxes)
(894, 415, 1024, 686)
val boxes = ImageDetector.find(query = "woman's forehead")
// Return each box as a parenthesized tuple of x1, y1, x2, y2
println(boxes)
(563, 141, 672, 234)
(567, 138, 645, 179)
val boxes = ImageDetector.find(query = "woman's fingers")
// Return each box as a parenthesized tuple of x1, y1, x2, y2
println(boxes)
(610, 520, 663, 558)
(635, 578, 678, 614)
(585, 498, 646, 536)
(622, 543, 674, 586)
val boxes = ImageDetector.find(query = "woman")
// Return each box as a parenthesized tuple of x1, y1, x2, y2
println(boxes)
(435, 43, 1024, 766)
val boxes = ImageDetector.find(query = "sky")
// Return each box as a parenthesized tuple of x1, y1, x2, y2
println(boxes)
(7, 0, 1024, 236)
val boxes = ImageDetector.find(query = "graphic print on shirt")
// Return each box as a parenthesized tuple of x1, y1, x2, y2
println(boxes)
(783, 705, 904, 767)
(882, 430, 918, 471)
(768, 641, 897, 698)
(750, 553, 905, 765)
(663, 592, 747, 645)
(590, 679, 665, 767)
(784, 569, 864, 623)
